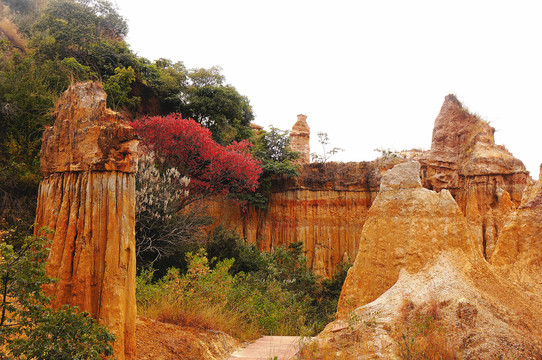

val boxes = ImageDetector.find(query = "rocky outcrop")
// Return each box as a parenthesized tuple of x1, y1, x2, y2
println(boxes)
(289, 114, 310, 164)
(35, 82, 138, 360)
(210, 95, 529, 277)
(420, 94, 528, 259)
(208, 158, 405, 277)
(337, 161, 478, 315)
(490, 164, 542, 298)
(40, 82, 138, 176)
(303, 162, 542, 359)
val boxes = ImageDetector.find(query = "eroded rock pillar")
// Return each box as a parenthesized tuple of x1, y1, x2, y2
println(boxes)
(35, 82, 139, 359)
(290, 114, 310, 164)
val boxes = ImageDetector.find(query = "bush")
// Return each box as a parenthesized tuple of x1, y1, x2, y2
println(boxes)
(136, 250, 262, 341)
(137, 240, 352, 340)
(0, 228, 115, 359)
(135, 152, 211, 269)
(205, 225, 266, 274)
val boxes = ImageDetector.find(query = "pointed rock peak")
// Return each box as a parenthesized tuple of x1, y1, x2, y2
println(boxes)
(445, 93, 463, 107)
(380, 160, 422, 191)
(430, 94, 495, 161)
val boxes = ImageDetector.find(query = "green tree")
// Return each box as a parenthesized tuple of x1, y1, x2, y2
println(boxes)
(103, 66, 139, 110)
(150, 62, 254, 145)
(237, 126, 299, 208)
(151, 58, 187, 114)
(31, 0, 132, 78)
(0, 228, 115, 359)
(0, 48, 72, 227)
(1, 0, 36, 14)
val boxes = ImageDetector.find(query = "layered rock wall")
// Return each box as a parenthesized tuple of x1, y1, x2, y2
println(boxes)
(210, 159, 404, 277)
(420, 94, 529, 259)
(212, 95, 529, 277)
(306, 161, 542, 359)
(35, 82, 138, 360)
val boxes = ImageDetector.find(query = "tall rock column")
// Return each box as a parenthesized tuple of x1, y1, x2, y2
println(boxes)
(289, 114, 310, 164)
(35, 82, 139, 359)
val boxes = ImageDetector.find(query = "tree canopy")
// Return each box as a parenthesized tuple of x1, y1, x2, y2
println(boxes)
(131, 114, 262, 197)
(0, 0, 257, 229)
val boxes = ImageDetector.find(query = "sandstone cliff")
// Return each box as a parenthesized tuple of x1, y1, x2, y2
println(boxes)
(301, 162, 542, 359)
(208, 158, 405, 277)
(211, 95, 529, 277)
(35, 82, 138, 359)
(337, 161, 478, 315)
(490, 164, 542, 299)
(420, 94, 528, 259)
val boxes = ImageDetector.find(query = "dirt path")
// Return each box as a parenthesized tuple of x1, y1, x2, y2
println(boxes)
(227, 336, 306, 360)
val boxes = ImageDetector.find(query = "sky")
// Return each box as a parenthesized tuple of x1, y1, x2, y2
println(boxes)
(114, 0, 542, 178)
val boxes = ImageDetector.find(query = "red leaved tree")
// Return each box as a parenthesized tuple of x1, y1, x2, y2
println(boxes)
(131, 114, 262, 200)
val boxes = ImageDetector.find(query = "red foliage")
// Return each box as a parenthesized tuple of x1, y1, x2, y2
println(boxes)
(130, 114, 262, 196)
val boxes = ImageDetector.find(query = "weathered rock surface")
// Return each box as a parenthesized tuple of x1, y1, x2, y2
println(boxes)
(303, 162, 542, 359)
(35, 82, 138, 359)
(207, 158, 405, 277)
(420, 94, 528, 259)
(337, 160, 477, 316)
(490, 164, 542, 299)
(40, 81, 139, 176)
(380, 160, 422, 191)
(210, 95, 529, 277)
(289, 114, 310, 164)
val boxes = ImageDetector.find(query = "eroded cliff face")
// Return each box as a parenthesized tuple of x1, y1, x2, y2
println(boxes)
(302, 162, 542, 359)
(419, 94, 529, 259)
(35, 82, 138, 360)
(209, 158, 405, 277)
(212, 95, 529, 277)
(490, 165, 542, 298)
(337, 161, 478, 316)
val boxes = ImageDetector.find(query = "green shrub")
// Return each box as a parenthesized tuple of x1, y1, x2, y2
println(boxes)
(137, 241, 352, 339)
(0, 228, 115, 359)
(205, 225, 267, 274)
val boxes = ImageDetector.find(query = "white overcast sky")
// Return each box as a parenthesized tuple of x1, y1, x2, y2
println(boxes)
(114, 0, 542, 178)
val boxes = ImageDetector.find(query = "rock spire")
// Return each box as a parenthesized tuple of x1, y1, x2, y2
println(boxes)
(35, 82, 138, 359)
(289, 114, 310, 164)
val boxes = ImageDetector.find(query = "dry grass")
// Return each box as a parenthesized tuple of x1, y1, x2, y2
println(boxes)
(396, 298, 457, 360)
(141, 296, 261, 342)
(296, 310, 382, 359)
(0, 6, 26, 52)
(297, 339, 378, 360)
(136, 252, 311, 342)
